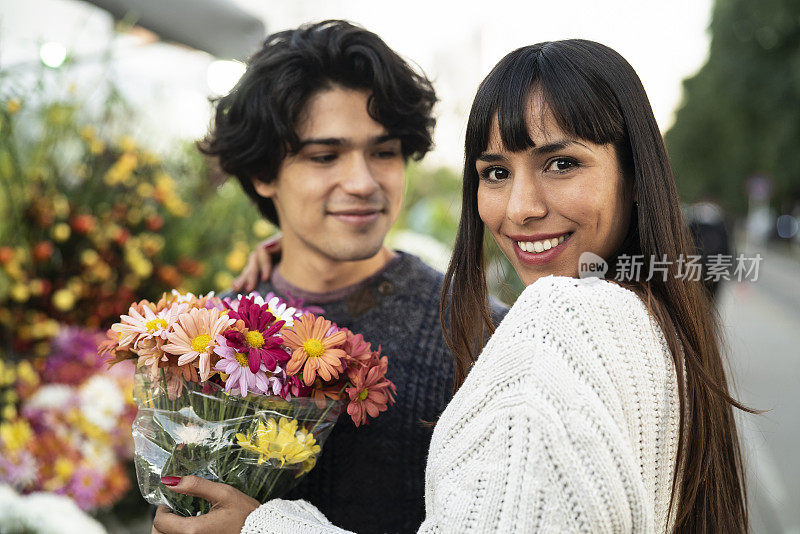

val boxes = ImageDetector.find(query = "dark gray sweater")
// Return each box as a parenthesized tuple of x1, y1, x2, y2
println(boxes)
(251, 252, 506, 533)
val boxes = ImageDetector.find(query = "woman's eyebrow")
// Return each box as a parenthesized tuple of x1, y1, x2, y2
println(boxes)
(532, 139, 590, 155)
(477, 139, 590, 162)
(476, 153, 505, 163)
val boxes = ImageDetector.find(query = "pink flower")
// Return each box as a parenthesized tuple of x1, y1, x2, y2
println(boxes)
(342, 330, 373, 368)
(162, 307, 235, 381)
(213, 336, 273, 397)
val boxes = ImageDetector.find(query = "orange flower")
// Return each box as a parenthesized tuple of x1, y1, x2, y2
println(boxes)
(282, 314, 346, 386)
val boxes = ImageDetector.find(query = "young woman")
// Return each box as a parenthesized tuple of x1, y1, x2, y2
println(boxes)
(154, 40, 750, 533)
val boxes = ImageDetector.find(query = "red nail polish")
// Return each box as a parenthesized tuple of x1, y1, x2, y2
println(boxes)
(161, 476, 181, 486)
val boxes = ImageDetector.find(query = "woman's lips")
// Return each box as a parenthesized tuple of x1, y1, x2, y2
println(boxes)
(511, 232, 573, 266)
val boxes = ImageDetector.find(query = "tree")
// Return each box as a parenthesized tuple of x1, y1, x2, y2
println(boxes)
(665, 0, 800, 215)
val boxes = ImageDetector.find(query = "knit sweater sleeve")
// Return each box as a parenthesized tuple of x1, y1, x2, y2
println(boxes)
(242, 276, 679, 533)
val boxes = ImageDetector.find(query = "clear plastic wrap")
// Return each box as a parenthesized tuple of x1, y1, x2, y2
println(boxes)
(131, 367, 343, 516)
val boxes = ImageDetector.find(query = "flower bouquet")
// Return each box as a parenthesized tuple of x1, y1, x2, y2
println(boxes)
(100, 290, 395, 516)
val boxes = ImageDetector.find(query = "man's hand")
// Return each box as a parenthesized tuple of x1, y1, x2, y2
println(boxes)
(151, 476, 260, 534)
(231, 235, 282, 293)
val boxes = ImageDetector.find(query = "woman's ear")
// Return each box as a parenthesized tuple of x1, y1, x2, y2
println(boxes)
(252, 177, 276, 199)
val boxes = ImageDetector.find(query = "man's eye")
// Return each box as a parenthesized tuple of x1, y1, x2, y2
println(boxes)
(375, 150, 398, 159)
(480, 167, 510, 181)
(546, 157, 579, 172)
(310, 154, 337, 163)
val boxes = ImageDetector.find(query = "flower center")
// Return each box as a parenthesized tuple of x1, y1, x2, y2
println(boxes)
(235, 352, 249, 367)
(303, 339, 325, 358)
(358, 389, 369, 401)
(245, 330, 265, 349)
(191, 334, 212, 353)
(145, 318, 168, 332)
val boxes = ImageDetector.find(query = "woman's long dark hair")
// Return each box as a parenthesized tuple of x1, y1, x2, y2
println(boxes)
(440, 40, 754, 533)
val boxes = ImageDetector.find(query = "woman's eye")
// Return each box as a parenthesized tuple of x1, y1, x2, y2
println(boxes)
(480, 167, 510, 181)
(546, 157, 579, 172)
(310, 154, 337, 164)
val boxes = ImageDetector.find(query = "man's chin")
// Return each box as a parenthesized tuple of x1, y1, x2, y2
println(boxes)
(322, 239, 386, 263)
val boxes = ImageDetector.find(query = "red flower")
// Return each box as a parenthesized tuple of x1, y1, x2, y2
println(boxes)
(345, 356, 396, 427)
(226, 296, 288, 373)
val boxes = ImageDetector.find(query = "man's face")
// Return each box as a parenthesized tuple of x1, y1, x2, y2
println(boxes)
(253, 86, 405, 264)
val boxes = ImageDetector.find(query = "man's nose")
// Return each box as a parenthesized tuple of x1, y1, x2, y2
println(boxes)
(340, 154, 380, 197)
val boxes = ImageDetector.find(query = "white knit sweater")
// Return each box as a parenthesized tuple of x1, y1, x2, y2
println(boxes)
(242, 276, 680, 533)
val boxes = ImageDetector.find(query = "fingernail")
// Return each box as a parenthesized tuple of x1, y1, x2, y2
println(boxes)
(161, 476, 181, 486)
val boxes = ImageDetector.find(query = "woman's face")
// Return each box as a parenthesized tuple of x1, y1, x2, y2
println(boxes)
(476, 93, 634, 286)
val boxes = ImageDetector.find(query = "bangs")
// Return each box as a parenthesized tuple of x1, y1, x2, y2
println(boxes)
(469, 44, 626, 156)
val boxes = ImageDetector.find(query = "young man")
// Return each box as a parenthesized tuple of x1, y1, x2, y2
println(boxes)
(152, 20, 506, 534)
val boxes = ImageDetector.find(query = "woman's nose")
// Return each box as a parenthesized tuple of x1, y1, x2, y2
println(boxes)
(506, 173, 547, 225)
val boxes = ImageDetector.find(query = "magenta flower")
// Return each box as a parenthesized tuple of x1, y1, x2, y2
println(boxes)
(225, 296, 288, 373)
(213, 336, 272, 397)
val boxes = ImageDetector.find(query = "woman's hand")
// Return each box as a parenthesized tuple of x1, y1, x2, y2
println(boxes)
(151, 476, 260, 534)
(230, 235, 282, 293)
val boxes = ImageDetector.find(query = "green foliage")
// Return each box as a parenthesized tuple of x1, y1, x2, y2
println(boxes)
(665, 0, 800, 215)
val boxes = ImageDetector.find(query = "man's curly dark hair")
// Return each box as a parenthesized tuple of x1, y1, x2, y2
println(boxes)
(198, 20, 438, 225)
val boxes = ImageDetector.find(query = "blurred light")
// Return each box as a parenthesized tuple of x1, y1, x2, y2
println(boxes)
(776, 215, 799, 239)
(207, 60, 245, 95)
(39, 42, 67, 68)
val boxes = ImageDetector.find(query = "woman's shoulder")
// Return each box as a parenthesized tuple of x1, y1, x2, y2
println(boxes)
(474, 275, 674, 403)
(495, 275, 651, 339)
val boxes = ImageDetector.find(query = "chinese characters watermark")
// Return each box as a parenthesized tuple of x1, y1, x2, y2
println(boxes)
(578, 252, 763, 283)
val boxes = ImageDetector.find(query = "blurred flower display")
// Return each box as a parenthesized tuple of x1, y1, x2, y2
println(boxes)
(0, 62, 269, 519)
(0, 332, 136, 511)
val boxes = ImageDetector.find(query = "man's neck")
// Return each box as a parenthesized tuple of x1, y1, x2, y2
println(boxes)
(276, 246, 396, 294)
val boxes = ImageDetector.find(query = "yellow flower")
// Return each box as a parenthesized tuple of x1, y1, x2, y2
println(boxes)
(52, 196, 70, 218)
(52, 288, 76, 311)
(79, 125, 96, 141)
(1, 366, 16, 385)
(6, 99, 21, 114)
(235, 417, 321, 475)
(51, 222, 71, 242)
(2, 405, 17, 420)
(89, 138, 105, 155)
(16, 360, 39, 386)
(105, 152, 138, 186)
(0, 419, 33, 452)
(137, 183, 154, 198)
(54, 457, 76, 481)
(226, 242, 249, 272)
(119, 135, 137, 152)
(215, 271, 234, 292)
(80, 249, 100, 266)
(252, 219, 275, 239)
(10, 283, 30, 303)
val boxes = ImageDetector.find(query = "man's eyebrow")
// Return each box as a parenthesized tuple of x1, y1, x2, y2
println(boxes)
(477, 139, 590, 162)
(297, 138, 344, 149)
(297, 134, 399, 149)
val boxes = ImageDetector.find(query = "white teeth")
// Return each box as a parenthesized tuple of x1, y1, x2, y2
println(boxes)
(516, 233, 570, 254)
